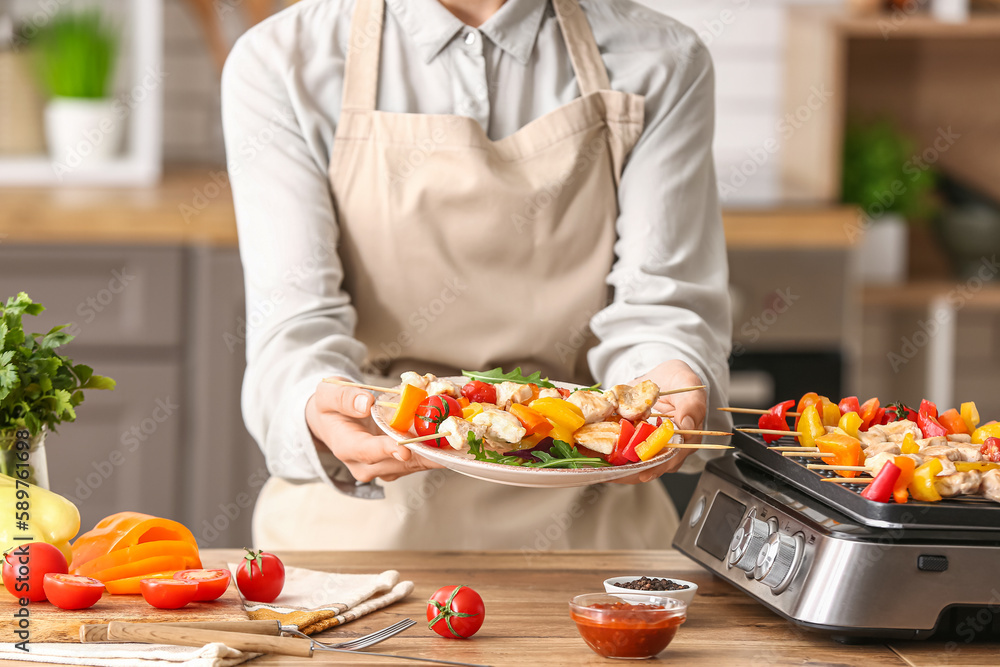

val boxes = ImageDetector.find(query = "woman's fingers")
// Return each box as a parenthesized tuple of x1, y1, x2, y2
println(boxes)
(315, 378, 373, 418)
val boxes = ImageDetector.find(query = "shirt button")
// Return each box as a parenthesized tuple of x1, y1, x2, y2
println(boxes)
(464, 32, 477, 46)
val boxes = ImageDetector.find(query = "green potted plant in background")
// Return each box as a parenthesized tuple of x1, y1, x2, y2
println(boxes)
(34, 9, 120, 168)
(0, 293, 115, 488)
(841, 120, 938, 284)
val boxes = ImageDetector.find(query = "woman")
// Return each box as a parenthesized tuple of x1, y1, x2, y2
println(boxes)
(222, 0, 732, 550)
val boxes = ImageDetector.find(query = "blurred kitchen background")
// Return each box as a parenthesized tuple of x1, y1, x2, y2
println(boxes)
(1, 0, 999, 546)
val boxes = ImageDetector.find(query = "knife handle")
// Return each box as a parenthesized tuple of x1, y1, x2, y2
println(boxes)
(80, 620, 281, 643)
(106, 621, 314, 657)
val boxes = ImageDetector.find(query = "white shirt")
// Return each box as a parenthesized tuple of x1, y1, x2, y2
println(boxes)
(222, 0, 733, 484)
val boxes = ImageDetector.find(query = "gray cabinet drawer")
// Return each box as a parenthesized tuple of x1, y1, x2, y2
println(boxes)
(0, 246, 183, 347)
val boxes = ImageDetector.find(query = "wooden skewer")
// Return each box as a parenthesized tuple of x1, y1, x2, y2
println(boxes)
(650, 412, 675, 419)
(769, 446, 818, 451)
(822, 478, 874, 485)
(667, 444, 733, 450)
(737, 428, 799, 437)
(719, 407, 801, 417)
(807, 464, 868, 472)
(398, 433, 448, 445)
(782, 451, 834, 458)
(659, 385, 706, 397)
(378, 401, 400, 408)
(323, 378, 400, 394)
(675, 429, 732, 437)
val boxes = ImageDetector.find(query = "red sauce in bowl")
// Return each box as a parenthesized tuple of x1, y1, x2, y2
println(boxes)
(570, 600, 686, 659)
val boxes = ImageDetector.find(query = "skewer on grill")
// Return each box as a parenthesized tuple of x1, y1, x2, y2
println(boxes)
(769, 446, 819, 451)
(821, 477, 874, 484)
(737, 428, 799, 437)
(807, 464, 868, 472)
(781, 451, 835, 458)
(719, 407, 801, 417)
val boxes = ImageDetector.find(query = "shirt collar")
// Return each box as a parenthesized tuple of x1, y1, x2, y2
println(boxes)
(384, 0, 548, 66)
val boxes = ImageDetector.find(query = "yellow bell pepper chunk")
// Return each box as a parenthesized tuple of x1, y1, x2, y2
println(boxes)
(955, 461, 1000, 473)
(837, 411, 862, 440)
(635, 421, 676, 461)
(900, 433, 919, 455)
(909, 458, 943, 502)
(462, 403, 485, 420)
(797, 404, 825, 449)
(961, 401, 980, 435)
(820, 398, 841, 428)
(1, 475, 80, 565)
(971, 422, 1000, 445)
(390, 384, 428, 431)
(528, 397, 586, 432)
(548, 422, 576, 446)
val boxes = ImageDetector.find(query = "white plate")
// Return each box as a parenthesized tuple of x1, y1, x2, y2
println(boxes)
(372, 377, 678, 488)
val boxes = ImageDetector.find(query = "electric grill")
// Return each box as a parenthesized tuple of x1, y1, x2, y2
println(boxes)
(672, 429, 1000, 642)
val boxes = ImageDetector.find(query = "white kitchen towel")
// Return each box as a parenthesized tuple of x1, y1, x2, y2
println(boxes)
(0, 642, 257, 667)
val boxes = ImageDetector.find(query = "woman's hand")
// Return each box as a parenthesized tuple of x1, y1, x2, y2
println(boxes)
(609, 360, 707, 485)
(305, 378, 444, 483)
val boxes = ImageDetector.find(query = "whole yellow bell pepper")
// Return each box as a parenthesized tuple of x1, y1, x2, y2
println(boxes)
(1, 475, 80, 565)
(909, 458, 943, 502)
(900, 433, 919, 455)
(528, 397, 585, 432)
(797, 404, 826, 449)
(971, 422, 1000, 445)
(838, 412, 862, 440)
(961, 401, 980, 435)
(635, 421, 676, 461)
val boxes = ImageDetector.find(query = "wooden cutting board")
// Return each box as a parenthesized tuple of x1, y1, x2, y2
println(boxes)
(0, 579, 248, 643)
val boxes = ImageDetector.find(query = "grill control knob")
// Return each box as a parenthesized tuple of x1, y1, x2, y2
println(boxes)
(754, 532, 802, 592)
(728, 510, 770, 572)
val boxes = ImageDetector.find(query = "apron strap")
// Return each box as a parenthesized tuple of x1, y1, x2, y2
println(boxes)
(552, 0, 611, 95)
(341, 0, 384, 112)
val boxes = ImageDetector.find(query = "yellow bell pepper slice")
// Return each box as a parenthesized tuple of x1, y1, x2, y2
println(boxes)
(0, 475, 80, 565)
(389, 384, 427, 431)
(820, 397, 841, 428)
(837, 412, 862, 440)
(955, 461, 1000, 473)
(548, 423, 576, 446)
(961, 401, 980, 435)
(909, 458, 943, 502)
(971, 422, 1000, 445)
(528, 397, 585, 432)
(797, 404, 825, 449)
(900, 433, 919, 455)
(635, 421, 676, 461)
(462, 403, 485, 420)
(815, 433, 863, 478)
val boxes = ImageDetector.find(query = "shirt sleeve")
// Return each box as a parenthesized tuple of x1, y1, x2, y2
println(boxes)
(221, 29, 368, 484)
(588, 33, 734, 452)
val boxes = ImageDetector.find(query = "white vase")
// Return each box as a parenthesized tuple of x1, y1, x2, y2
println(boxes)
(44, 97, 124, 171)
(856, 213, 909, 284)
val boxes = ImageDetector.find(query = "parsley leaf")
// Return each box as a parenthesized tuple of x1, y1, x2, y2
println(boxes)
(461, 367, 556, 389)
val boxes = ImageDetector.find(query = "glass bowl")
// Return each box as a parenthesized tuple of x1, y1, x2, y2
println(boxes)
(569, 593, 687, 660)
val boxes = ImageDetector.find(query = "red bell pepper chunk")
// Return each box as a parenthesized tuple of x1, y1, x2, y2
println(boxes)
(861, 461, 902, 503)
(758, 413, 789, 443)
(858, 398, 881, 431)
(876, 407, 890, 425)
(917, 412, 948, 439)
(623, 422, 655, 463)
(938, 408, 968, 435)
(609, 419, 636, 466)
(770, 400, 795, 418)
(838, 396, 861, 417)
(918, 399, 938, 420)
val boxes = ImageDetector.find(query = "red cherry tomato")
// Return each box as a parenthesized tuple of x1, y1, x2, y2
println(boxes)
(426, 585, 485, 639)
(235, 548, 284, 603)
(43, 573, 105, 610)
(173, 569, 231, 601)
(415, 395, 464, 448)
(460, 381, 497, 405)
(2, 542, 69, 602)
(140, 578, 198, 609)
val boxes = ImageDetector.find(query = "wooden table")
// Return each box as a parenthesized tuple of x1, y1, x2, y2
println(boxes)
(13, 548, 979, 666)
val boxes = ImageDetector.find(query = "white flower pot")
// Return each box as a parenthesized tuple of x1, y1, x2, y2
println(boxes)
(856, 213, 909, 284)
(44, 97, 124, 170)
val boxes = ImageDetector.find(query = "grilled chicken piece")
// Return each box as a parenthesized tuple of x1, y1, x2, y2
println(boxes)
(495, 382, 533, 410)
(604, 381, 659, 422)
(400, 371, 434, 391)
(981, 469, 1000, 503)
(568, 391, 615, 424)
(921, 444, 984, 463)
(947, 434, 972, 444)
(865, 441, 902, 457)
(859, 430, 887, 448)
(426, 379, 461, 398)
(538, 387, 562, 399)
(865, 452, 898, 477)
(929, 456, 958, 476)
(471, 408, 526, 444)
(573, 422, 621, 455)
(868, 420, 922, 443)
(437, 416, 485, 451)
(916, 437, 948, 450)
(935, 470, 983, 498)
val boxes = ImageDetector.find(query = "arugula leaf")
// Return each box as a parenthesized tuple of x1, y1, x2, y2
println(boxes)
(524, 440, 610, 469)
(461, 367, 556, 389)
(466, 431, 523, 466)
(571, 383, 603, 393)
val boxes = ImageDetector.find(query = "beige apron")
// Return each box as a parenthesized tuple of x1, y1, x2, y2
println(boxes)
(254, 0, 679, 551)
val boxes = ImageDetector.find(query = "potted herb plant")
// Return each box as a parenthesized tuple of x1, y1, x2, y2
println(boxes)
(0, 293, 115, 488)
(842, 120, 938, 284)
(33, 9, 120, 168)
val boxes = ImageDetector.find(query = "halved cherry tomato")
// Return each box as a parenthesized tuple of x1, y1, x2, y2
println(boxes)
(43, 573, 104, 610)
(140, 578, 198, 609)
(2, 542, 69, 602)
(414, 395, 465, 448)
(461, 381, 497, 405)
(174, 569, 231, 601)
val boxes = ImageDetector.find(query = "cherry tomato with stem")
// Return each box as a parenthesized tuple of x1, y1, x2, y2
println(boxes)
(174, 569, 231, 601)
(43, 573, 105, 610)
(140, 578, 199, 609)
(427, 585, 485, 639)
(2, 542, 68, 602)
(414, 395, 464, 448)
(235, 548, 284, 603)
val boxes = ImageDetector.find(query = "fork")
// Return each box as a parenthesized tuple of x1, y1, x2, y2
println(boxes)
(279, 618, 416, 650)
